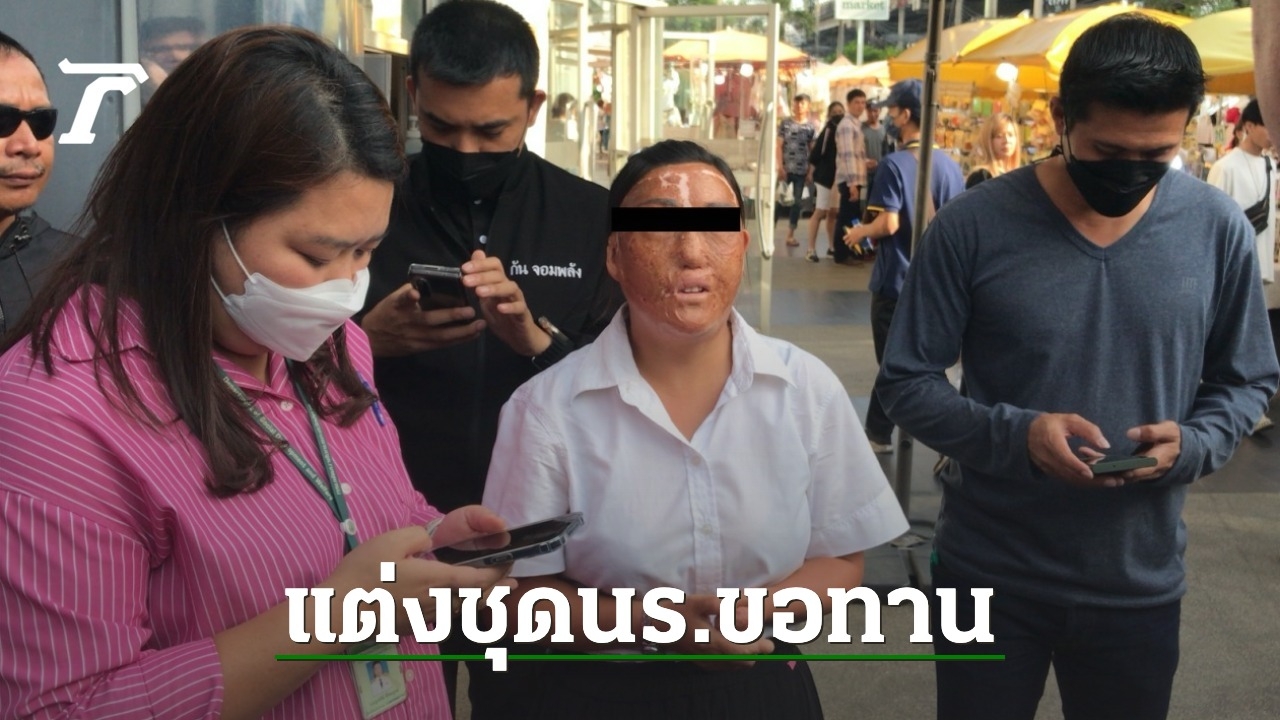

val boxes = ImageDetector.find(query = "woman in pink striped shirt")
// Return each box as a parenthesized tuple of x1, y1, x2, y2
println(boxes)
(0, 27, 509, 719)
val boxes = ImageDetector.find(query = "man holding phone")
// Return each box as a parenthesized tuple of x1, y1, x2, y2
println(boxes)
(361, 0, 616, 514)
(358, 1, 618, 712)
(877, 16, 1279, 720)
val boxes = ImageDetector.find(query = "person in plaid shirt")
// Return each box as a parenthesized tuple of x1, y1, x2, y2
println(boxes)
(833, 89, 868, 264)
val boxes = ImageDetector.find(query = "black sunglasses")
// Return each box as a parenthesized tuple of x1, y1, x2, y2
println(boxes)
(0, 105, 58, 141)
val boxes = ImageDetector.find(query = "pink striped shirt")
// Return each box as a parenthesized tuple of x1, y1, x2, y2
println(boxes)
(0, 287, 450, 719)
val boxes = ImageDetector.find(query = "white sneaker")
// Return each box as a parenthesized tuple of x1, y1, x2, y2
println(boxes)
(869, 440, 894, 454)
(1255, 416, 1275, 433)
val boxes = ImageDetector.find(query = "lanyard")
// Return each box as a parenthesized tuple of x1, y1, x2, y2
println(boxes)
(216, 363, 359, 553)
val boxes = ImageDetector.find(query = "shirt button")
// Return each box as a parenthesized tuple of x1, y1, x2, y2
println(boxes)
(690, 456, 702, 466)
(473, 199, 482, 206)
(279, 400, 295, 411)
(479, 234, 488, 245)
(404, 669, 415, 683)
(700, 524, 713, 535)
(340, 483, 353, 496)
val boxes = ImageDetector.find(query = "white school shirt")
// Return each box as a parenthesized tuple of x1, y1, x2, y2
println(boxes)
(483, 308, 908, 595)
(1207, 147, 1276, 286)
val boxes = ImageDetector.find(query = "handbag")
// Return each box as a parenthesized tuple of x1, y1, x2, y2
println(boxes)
(777, 178, 795, 207)
(1244, 155, 1272, 235)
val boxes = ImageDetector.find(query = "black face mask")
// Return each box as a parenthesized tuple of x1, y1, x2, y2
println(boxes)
(422, 140, 522, 198)
(1063, 134, 1169, 217)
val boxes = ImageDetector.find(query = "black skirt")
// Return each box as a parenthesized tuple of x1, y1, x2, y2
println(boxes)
(470, 641, 824, 720)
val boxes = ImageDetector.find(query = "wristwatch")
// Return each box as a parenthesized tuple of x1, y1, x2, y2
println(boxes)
(531, 316, 574, 370)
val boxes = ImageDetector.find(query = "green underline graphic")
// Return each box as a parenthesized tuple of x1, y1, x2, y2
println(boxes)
(277, 653, 1004, 662)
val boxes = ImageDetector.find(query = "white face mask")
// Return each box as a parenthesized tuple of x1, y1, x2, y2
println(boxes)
(213, 222, 370, 362)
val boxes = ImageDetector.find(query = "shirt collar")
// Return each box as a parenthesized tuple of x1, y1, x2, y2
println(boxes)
(51, 285, 149, 362)
(570, 306, 796, 400)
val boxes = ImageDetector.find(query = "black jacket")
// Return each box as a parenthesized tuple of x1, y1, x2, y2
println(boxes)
(363, 150, 619, 512)
(1, 212, 74, 336)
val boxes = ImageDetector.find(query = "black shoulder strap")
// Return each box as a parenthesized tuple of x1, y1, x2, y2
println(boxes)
(1264, 155, 1271, 202)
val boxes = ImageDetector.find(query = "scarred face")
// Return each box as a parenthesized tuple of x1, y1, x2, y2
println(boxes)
(607, 162, 749, 340)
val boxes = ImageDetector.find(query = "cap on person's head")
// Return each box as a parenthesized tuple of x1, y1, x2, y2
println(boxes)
(868, 99, 885, 110)
(886, 79, 923, 117)
(1225, 105, 1242, 125)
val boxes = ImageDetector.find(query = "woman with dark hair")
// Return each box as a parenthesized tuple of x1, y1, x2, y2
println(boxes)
(548, 91, 577, 142)
(805, 101, 845, 262)
(0, 27, 508, 719)
(482, 140, 906, 718)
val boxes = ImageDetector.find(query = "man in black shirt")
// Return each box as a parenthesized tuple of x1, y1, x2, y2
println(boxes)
(1, 31, 73, 337)
(362, 0, 616, 513)
(358, 3, 617, 710)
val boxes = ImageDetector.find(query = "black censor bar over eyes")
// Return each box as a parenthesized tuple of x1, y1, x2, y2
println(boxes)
(612, 207, 740, 233)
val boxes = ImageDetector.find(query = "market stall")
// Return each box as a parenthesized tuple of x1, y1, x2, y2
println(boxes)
(663, 29, 810, 141)
(891, 4, 1193, 169)
(890, 14, 1037, 171)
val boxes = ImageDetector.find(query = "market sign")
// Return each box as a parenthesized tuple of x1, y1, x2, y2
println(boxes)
(835, 0, 892, 22)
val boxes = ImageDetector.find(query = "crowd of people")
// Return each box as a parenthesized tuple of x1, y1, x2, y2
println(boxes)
(1, 2, 1278, 720)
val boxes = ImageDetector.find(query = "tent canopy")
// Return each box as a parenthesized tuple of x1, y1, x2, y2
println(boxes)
(663, 29, 809, 66)
(960, 3, 1189, 92)
(825, 59, 891, 86)
(890, 14, 1039, 97)
(893, 14, 1032, 66)
(1181, 8, 1253, 95)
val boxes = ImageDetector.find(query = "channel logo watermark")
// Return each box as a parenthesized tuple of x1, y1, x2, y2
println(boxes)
(54, 60, 148, 145)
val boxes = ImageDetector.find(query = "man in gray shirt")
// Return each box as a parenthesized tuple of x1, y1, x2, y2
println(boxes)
(862, 100, 890, 193)
(878, 16, 1279, 720)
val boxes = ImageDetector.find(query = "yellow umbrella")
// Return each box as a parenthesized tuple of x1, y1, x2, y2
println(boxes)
(1181, 8, 1253, 95)
(890, 13, 1034, 92)
(663, 29, 809, 67)
(826, 59, 892, 86)
(960, 4, 1190, 94)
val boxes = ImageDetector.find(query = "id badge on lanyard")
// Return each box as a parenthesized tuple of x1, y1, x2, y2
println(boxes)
(217, 364, 408, 715)
(350, 644, 410, 719)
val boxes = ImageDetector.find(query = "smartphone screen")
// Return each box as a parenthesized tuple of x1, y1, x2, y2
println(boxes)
(407, 263, 467, 312)
(432, 512, 584, 567)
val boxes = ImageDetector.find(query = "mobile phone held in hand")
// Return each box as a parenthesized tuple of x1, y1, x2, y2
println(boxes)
(432, 512, 585, 568)
(407, 263, 467, 312)
(1088, 455, 1157, 476)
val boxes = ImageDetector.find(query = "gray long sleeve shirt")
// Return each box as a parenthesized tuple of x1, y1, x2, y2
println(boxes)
(878, 166, 1280, 607)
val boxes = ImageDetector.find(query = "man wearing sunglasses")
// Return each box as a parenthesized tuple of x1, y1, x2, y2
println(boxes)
(0, 31, 73, 337)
